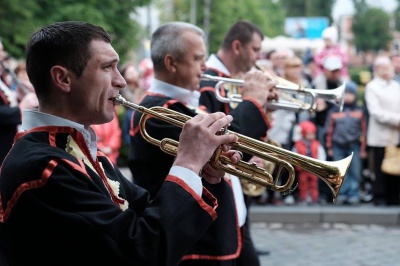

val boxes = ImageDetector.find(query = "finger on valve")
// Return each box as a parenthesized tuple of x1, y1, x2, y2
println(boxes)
(201, 163, 224, 184)
(173, 113, 235, 174)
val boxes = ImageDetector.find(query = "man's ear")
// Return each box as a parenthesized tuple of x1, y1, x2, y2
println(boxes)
(231, 40, 242, 55)
(50, 66, 72, 92)
(164, 54, 177, 73)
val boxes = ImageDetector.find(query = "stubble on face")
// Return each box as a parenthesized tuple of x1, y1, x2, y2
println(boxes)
(240, 34, 262, 73)
(76, 41, 121, 127)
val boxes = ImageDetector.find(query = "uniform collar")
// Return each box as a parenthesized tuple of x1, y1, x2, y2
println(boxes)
(206, 54, 231, 77)
(21, 109, 98, 160)
(148, 78, 200, 108)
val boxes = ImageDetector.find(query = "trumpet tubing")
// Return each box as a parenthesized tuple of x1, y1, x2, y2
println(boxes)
(201, 74, 346, 112)
(114, 95, 352, 201)
(240, 139, 281, 197)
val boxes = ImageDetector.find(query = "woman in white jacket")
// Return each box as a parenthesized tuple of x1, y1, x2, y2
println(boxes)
(365, 56, 400, 206)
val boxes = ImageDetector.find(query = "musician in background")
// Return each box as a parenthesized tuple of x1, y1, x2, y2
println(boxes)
(128, 21, 275, 265)
(198, 20, 272, 264)
(12, 60, 35, 101)
(0, 21, 242, 265)
(199, 20, 264, 115)
(0, 40, 38, 165)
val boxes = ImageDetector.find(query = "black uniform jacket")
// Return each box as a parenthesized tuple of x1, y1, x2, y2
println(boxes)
(199, 68, 271, 161)
(0, 80, 21, 165)
(128, 92, 269, 265)
(0, 126, 218, 266)
(199, 68, 232, 114)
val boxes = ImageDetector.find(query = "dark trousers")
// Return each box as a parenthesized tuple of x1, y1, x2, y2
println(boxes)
(369, 146, 400, 205)
(235, 195, 260, 266)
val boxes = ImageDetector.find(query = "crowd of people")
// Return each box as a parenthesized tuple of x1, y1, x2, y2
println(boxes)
(0, 19, 400, 265)
(254, 25, 400, 208)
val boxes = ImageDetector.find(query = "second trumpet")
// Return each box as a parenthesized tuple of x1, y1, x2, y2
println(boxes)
(201, 74, 346, 113)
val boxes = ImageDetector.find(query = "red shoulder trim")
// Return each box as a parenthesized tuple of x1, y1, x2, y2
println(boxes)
(182, 177, 242, 261)
(130, 97, 181, 137)
(162, 99, 180, 109)
(165, 175, 217, 221)
(198, 86, 215, 94)
(205, 68, 230, 78)
(0, 158, 91, 223)
(14, 126, 76, 142)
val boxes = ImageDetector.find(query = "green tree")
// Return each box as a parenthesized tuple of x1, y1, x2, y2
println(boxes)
(352, 5, 392, 52)
(0, 0, 41, 57)
(394, 0, 400, 31)
(156, 0, 285, 54)
(280, 0, 335, 22)
(0, 0, 150, 61)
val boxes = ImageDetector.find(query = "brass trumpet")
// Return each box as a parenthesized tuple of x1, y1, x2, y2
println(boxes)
(201, 74, 346, 112)
(114, 95, 352, 202)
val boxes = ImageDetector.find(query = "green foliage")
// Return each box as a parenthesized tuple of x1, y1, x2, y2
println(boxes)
(352, 7, 392, 52)
(394, 0, 400, 31)
(0, 0, 41, 57)
(280, 0, 335, 22)
(156, 0, 285, 54)
(348, 66, 369, 85)
(0, 0, 150, 61)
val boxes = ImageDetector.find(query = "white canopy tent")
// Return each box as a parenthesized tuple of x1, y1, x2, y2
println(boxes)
(262, 36, 325, 53)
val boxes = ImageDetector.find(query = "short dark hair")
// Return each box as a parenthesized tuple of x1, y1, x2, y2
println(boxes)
(26, 21, 111, 102)
(221, 20, 263, 51)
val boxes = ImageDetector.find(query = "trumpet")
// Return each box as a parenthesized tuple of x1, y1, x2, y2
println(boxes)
(240, 139, 282, 197)
(201, 74, 346, 113)
(114, 95, 353, 202)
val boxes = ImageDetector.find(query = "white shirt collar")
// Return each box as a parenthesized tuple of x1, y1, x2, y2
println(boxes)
(21, 110, 98, 160)
(148, 79, 200, 108)
(206, 54, 231, 77)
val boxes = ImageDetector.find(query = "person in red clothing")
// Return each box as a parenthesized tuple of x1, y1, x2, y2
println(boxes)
(292, 121, 327, 205)
(91, 107, 122, 165)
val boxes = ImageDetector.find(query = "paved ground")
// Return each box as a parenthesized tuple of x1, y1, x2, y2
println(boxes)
(119, 167, 400, 265)
(251, 222, 400, 266)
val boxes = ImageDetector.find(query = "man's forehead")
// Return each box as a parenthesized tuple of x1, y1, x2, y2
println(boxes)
(90, 40, 119, 61)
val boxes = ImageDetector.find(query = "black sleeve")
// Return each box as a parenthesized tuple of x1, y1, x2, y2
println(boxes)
(0, 106, 21, 126)
(229, 100, 269, 162)
(128, 98, 197, 199)
(0, 151, 216, 266)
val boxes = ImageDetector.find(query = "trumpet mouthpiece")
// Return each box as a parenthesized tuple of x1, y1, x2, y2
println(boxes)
(113, 94, 125, 105)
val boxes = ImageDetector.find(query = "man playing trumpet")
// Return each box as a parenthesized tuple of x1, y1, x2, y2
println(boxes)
(199, 20, 273, 265)
(128, 21, 276, 265)
(0, 21, 243, 265)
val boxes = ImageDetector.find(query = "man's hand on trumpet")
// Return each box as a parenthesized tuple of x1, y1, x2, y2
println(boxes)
(200, 148, 243, 184)
(241, 70, 279, 107)
(173, 112, 241, 184)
